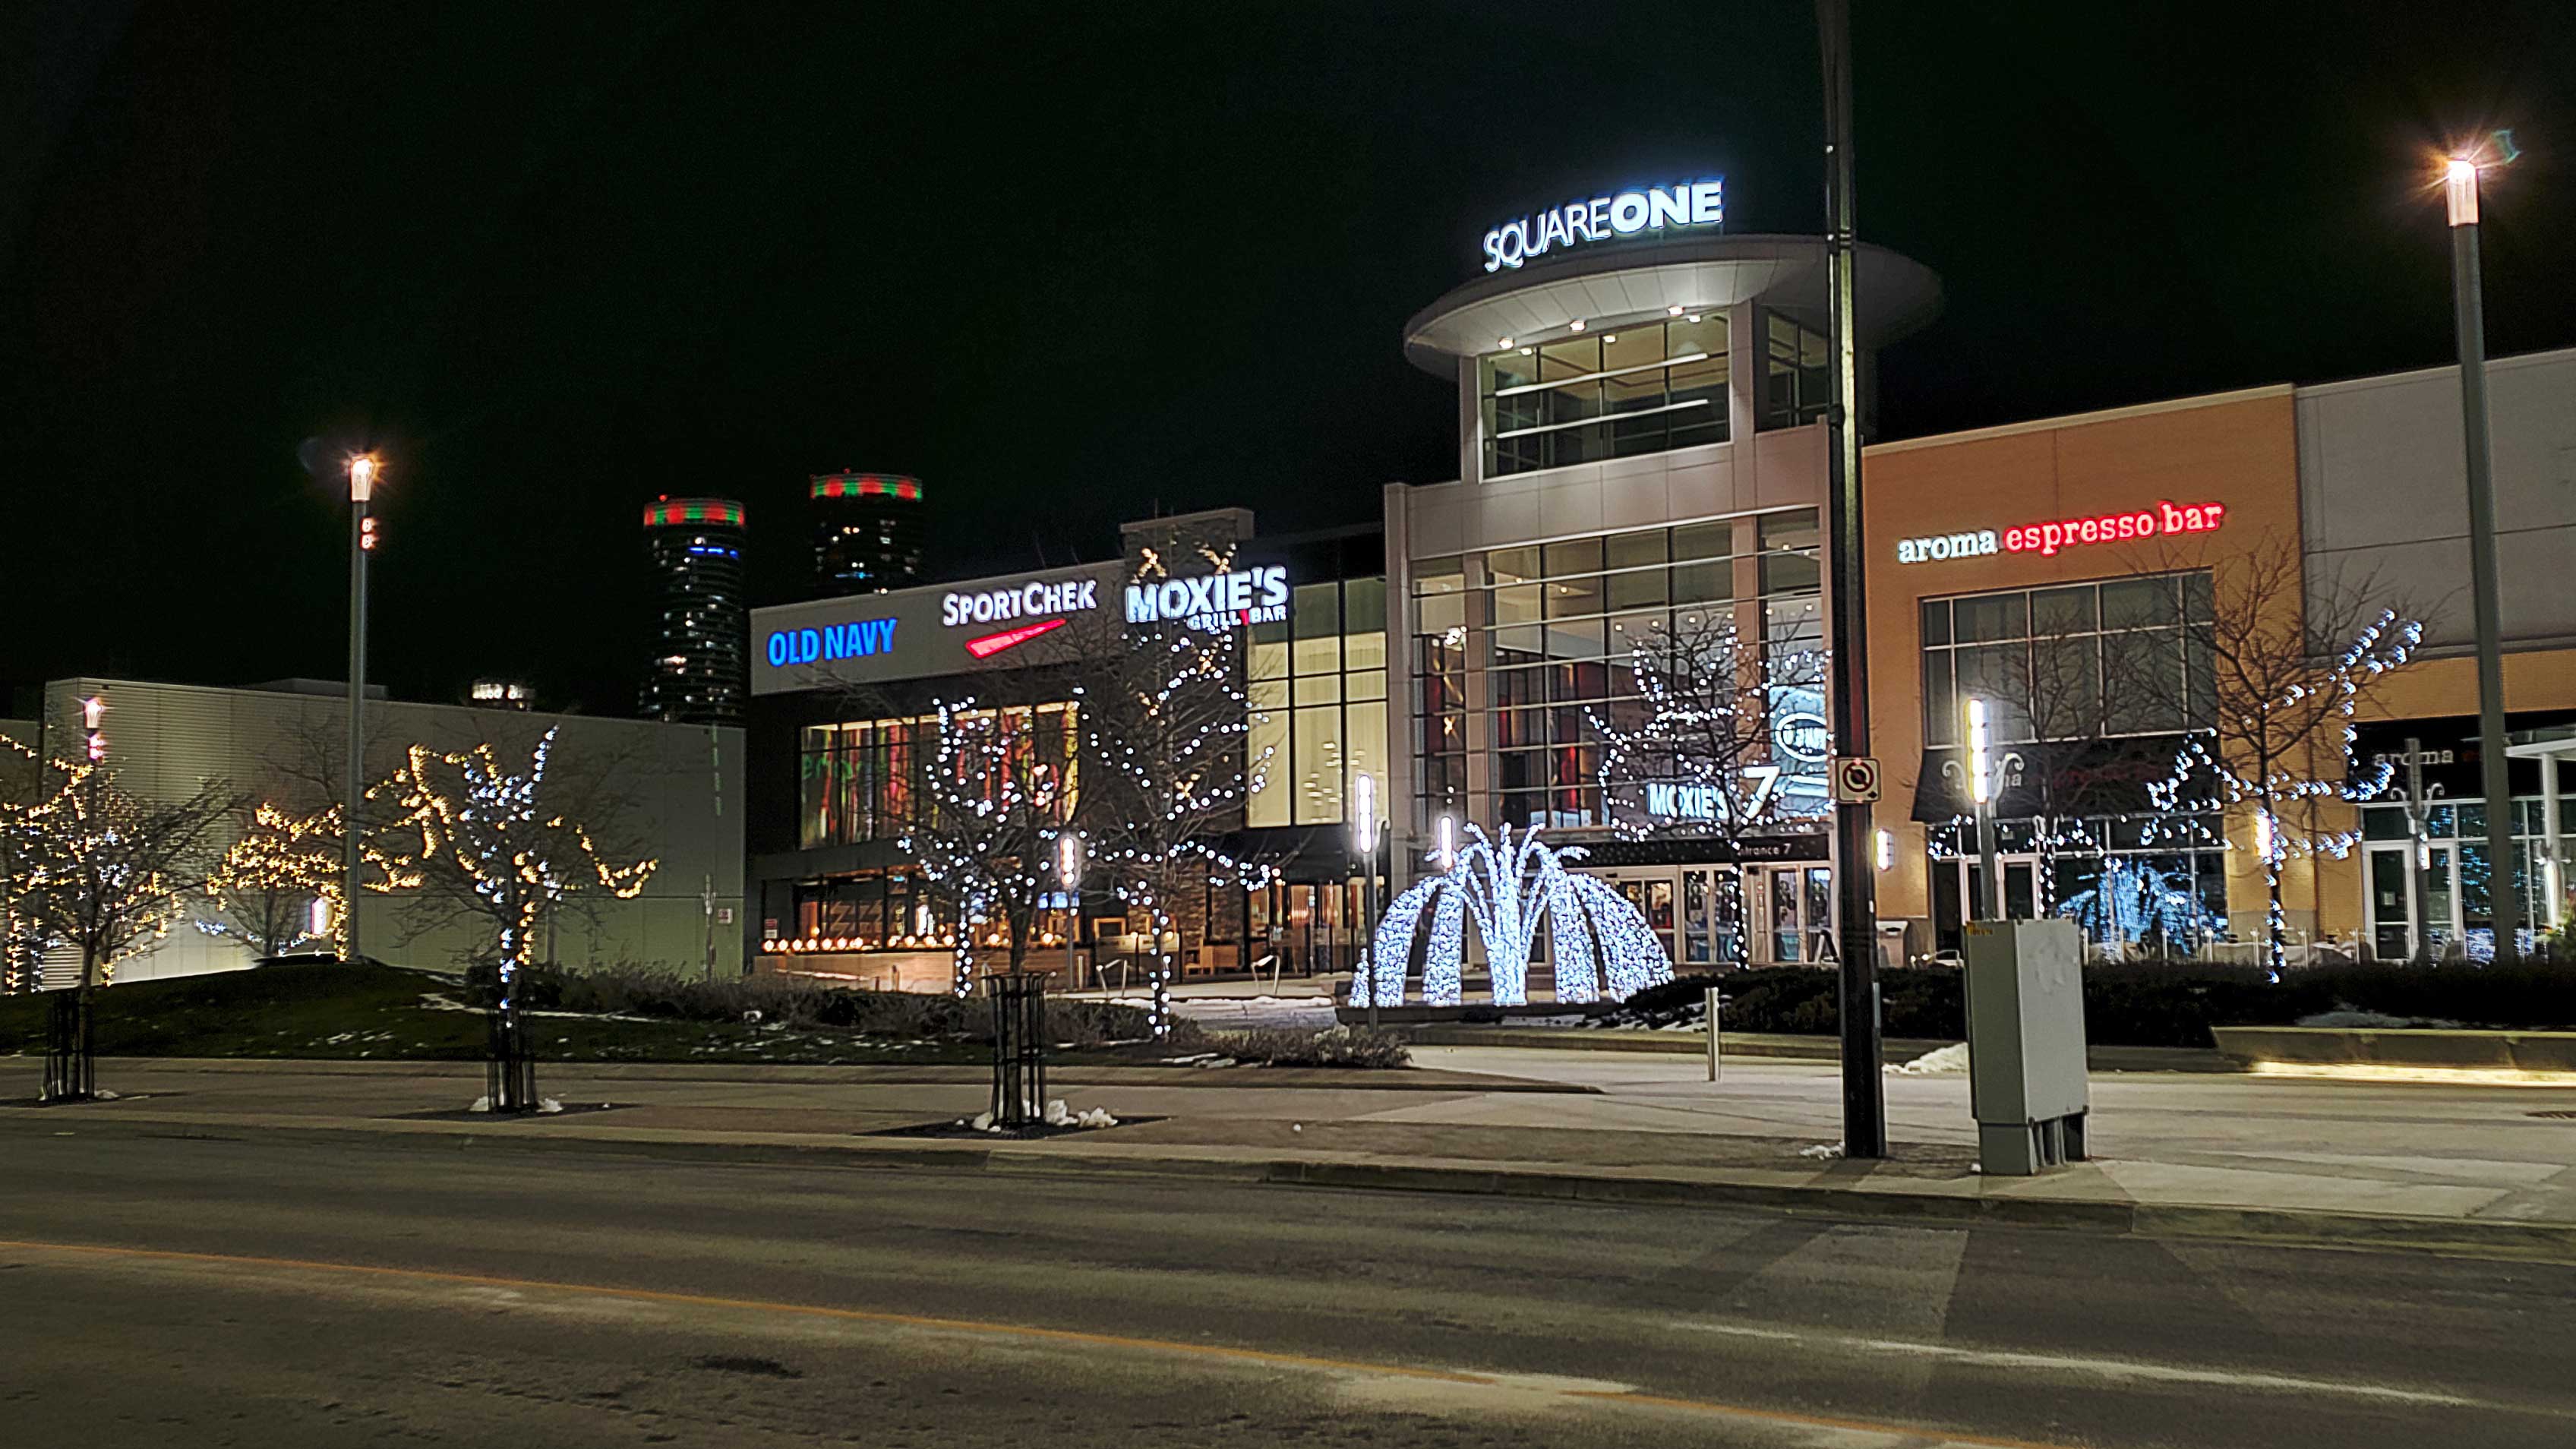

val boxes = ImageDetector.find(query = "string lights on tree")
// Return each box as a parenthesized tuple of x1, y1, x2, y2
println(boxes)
(899, 696, 1080, 996)
(1587, 609, 1827, 963)
(197, 802, 346, 959)
(10, 732, 238, 1101)
(1084, 533, 1276, 1037)
(364, 728, 657, 1110)
(2147, 540, 2423, 977)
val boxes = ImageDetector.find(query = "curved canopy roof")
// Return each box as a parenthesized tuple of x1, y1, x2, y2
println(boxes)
(1402, 232, 1941, 376)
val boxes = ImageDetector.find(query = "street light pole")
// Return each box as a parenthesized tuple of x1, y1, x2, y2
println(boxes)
(2444, 151, 2522, 963)
(343, 453, 379, 965)
(1817, 0, 1885, 1159)
(1353, 772, 1380, 1028)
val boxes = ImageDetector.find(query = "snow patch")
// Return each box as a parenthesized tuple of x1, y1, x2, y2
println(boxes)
(1889, 1042, 1971, 1075)
(1798, 1142, 1845, 1160)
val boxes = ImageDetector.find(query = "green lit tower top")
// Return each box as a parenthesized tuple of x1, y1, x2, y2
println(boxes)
(639, 497, 747, 726)
(811, 472, 925, 595)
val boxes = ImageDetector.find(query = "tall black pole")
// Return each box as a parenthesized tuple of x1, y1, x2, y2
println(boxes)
(1818, 0, 1886, 1157)
(345, 455, 375, 965)
(2446, 163, 2521, 962)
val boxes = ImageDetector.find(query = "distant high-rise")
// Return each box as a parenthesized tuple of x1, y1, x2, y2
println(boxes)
(639, 497, 747, 726)
(811, 472, 924, 595)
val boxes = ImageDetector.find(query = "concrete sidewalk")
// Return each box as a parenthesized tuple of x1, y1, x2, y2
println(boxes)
(7, 1051, 2574, 1261)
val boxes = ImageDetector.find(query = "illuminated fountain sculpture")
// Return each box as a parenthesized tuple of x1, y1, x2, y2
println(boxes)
(1351, 824, 1672, 1009)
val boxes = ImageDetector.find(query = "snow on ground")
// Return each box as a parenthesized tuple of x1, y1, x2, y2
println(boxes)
(1889, 1042, 1971, 1075)
(1094, 994, 1342, 1031)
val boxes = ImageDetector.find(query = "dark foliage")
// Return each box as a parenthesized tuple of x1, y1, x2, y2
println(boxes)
(1611, 956, 2576, 1049)
(506, 964, 1181, 1047)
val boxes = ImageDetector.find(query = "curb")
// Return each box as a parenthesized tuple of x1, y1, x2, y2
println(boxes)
(1400, 1029, 2234, 1073)
(16, 1057, 1592, 1095)
(15, 1110, 2572, 1266)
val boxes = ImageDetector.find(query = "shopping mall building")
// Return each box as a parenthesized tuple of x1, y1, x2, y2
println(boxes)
(1375, 183, 2572, 971)
(746, 510, 1392, 983)
(747, 178, 2575, 983)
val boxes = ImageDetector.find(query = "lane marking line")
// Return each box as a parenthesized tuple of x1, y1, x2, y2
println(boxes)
(0, 1235, 2083, 1447)
(1669, 1318, 2501, 1410)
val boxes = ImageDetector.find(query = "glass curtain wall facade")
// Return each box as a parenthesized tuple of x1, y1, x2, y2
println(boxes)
(1246, 578, 1389, 829)
(1410, 509, 1823, 835)
(1918, 571, 2230, 953)
(798, 702, 1078, 848)
(1479, 313, 1729, 478)
(1762, 314, 1831, 428)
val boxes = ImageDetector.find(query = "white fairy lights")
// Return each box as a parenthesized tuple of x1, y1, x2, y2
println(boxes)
(1352, 824, 1671, 1009)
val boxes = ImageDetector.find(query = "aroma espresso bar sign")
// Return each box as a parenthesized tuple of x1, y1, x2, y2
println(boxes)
(1895, 500, 2227, 564)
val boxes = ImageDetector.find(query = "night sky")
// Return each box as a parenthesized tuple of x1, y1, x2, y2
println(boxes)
(8, 2, 2576, 715)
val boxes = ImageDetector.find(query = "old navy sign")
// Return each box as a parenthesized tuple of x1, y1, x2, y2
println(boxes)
(1125, 565, 1290, 633)
(1483, 178, 1723, 273)
(1895, 500, 2227, 565)
(767, 617, 898, 667)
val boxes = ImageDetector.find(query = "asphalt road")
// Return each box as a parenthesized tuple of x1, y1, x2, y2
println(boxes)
(2, 1123, 2571, 1447)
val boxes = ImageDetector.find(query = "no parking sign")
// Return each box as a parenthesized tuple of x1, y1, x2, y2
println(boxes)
(1830, 756, 1881, 804)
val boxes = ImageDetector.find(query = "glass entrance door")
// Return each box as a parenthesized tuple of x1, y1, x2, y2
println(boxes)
(1750, 866, 1834, 964)
(1677, 867, 1742, 968)
(1934, 854, 2043, 957)
(2367, 847, 2413, 960)
(1959, 855, 2042, 922)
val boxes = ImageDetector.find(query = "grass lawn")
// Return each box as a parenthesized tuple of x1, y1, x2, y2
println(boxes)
(0, 963, 1185, 1067)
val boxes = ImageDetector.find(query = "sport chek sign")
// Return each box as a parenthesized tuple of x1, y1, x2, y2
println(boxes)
(1895, 500, 2227, 565)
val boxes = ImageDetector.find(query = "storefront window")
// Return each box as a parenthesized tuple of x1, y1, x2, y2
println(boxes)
(1480, 312, 1730, 478)
(1761, 313, 1830, 428)
(797, 704, 1075, 849)
(1248, 576, 1394, 829)
(1418, 509, 1822, 837)
(1921, 572, 2215, 749)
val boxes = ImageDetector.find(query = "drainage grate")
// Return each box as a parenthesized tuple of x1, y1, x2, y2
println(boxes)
(2529, 1110, 2576, 1119)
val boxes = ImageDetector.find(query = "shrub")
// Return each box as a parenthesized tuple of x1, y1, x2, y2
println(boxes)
(1612, 956, 2576, 1049)
(501, 965, 1176, 1045)
(1217, 1025, 1411, 1069)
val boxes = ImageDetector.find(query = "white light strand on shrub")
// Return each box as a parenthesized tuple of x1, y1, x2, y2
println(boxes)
(1545, 863, 1601, 1005)
(1359, 825, 1669, 1010)
(1368, 877, 1439, 1006)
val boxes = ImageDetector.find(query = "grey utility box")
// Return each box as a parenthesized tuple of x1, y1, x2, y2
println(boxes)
(1962, 917, 2090, 1175)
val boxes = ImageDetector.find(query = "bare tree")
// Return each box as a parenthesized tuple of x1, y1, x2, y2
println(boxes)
(197, 802, 343, 959)
(1082, 529, 1274, 1036)
(2144, 535, 2423, 976)
(16, 757, 240, 1100)
(0, 737, 52, 994)
(899, 695, 1080, 993)
(365, 721, 665, 969)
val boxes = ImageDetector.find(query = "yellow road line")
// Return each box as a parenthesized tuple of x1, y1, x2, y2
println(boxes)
(1, 1235, 2078, 1447)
